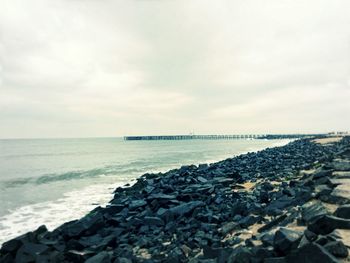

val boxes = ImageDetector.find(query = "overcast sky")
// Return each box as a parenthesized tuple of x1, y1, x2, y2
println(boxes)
(1, 0, 350, 138)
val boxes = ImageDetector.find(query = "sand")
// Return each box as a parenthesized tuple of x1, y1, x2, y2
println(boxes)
(312, 136, 343, 145)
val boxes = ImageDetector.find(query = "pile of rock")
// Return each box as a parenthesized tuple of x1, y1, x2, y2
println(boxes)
(1, 137, 350, 263)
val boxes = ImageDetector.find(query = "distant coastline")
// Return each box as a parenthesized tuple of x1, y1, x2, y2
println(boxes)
(124, 133, 327, 141)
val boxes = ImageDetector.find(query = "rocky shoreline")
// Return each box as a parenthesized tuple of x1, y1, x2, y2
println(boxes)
(1, 136, 350, 263)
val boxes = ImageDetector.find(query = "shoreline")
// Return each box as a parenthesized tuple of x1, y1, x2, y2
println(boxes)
(0, 139, 289, 246)
(1, 136, 350, 262)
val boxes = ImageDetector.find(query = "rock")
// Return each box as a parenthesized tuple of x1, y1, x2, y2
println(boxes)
(85, 251, 111, 263)
(261, 182, 274, 191)
(239, 215, 261, 228)
(308, 215, 350, 235)
(143, 216, 164, 226)
(332, 161, 350, 171)
(0, 228, 40, 254)
(219, 222, 239, 236)
(148, 193, 177, 200)
(266, 196, 294, 215)
(304, 229, 317, 242)
(1, 239, 22, 254)
(301, 202, 328, 223)
(143, 185, 155, 194)
(0, 254, 14, 263)
(227, 247, 253, 263)
(334, 204, 350, 219)
(129, 200, 147, 210)
(252, 247, 274, 259)
(264, 257, 287, 263)
(328, 229, 350, 247)
(114, 258, 132, 263)
(286, 243, 338, 263)
(203, 246, 233, 259)
(166, 247, 184, 263)
(324, 240, 348, 258)
(64, 212, 104, 237)
(104, 204, 125, 215)
(259, 231, 275, 247)
(65, 249, 96, 262)
(313, 169, 333, 179)
(197, 176, 208, 183)
(258, 214, 287, 233)
(169, 201, 205, 217)
(260, 190, 270, 203)
(14, 243, 49, 263)
(273, 228, 303, 255)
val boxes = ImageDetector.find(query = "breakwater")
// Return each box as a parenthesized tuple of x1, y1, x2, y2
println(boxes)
(124, 134, 325, 141)
(1, 136, 350, 262)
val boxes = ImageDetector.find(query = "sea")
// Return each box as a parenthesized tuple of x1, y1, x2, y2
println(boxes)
(0, 137, 290, 244)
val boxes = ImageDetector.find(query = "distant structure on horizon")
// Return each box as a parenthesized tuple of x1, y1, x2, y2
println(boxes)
(123, 134, 326, 141)
(328, 131, 349, 135)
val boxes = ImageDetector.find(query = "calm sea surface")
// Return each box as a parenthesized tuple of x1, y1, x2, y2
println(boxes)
(0, 137, 289, 244)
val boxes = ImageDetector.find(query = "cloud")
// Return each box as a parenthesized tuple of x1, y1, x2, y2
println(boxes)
(0, 0, 350, 138)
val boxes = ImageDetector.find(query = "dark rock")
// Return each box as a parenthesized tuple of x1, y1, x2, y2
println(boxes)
(273, 228, 302, 255)
(252, 247, 274, 259)
(297, 236, 310, 248)
(324, 240, 348, 258)
(313, 169, 333, 179)
(1, 239, 22, 254)
(264, 257, 287, 263)
(65, 249, 96, 262)
(301, 202, 328, 223)
(143, 185, 155, 194)
(203, 246, 232, 259)
(239, 215, 261, 228)
(258, 214, 287, 233)
(332, 161, 350, 171)
(261, 182, 274, 191)
(0, 229, 39, 254)
(304, 229, 317, 242)
(259, 231, 275, 247)
(14, 243, 49, 263)
(266, 196, 294, 215)
(227, 247, 253, 263)
(169, 201, 205, 217)
(148, 193, 177, 200)
(64, 212, 104, 237)
(166, 247, 184, 263)
(0, 254, 14, 263)
(219, 222, 239, 236)
(286, 243, 338, 263)
(260, 190, 270, 203)
(105, 204, 125, 215)
(143, 216, 164, 226)
(308, 215, 350, 235)
(197, 176, 208, 183)
(85, 251, 111, 263)
(128, 200, 147, 210)
(334, 204, 350, 219)
(114, 258, 132, 263)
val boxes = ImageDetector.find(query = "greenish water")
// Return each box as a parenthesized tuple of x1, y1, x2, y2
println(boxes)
(0, 137, 289, 244)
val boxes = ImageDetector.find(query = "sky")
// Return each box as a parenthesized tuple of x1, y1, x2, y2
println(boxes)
(1, 0, 350, 138)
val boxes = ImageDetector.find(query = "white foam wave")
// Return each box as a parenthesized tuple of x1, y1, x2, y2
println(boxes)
(0, 181, 128, 245)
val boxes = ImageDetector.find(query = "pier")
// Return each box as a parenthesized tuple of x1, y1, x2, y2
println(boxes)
(123, 134, 325, 141)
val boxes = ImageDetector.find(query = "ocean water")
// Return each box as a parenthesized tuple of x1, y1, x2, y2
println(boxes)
(0, 137, 289, 244)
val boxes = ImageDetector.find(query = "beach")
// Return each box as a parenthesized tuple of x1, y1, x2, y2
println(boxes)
(1, 136, 350, 262)
(0, 138, 288, 245)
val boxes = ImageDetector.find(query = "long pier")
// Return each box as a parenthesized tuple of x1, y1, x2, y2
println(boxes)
(123, 134, 325, 141)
